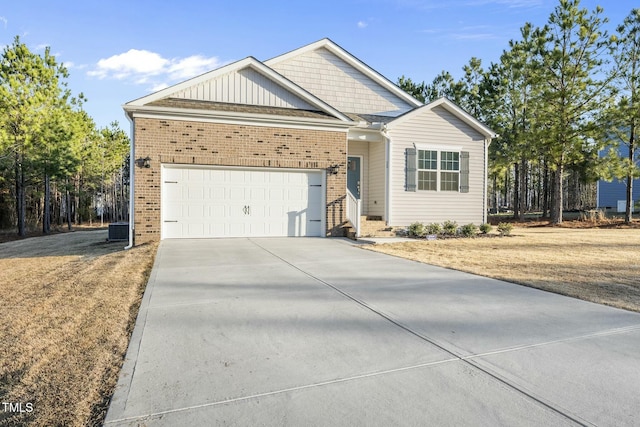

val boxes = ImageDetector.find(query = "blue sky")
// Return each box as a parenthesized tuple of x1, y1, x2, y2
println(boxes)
(0, 0, 633, 129)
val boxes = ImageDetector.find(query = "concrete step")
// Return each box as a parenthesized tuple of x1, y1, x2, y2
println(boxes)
(358, 216, 399, 238)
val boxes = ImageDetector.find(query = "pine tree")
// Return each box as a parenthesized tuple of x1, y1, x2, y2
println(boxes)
(539, 0, 613, 224)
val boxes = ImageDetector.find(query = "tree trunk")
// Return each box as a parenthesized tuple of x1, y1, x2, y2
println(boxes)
(15, 153, 26, 237)
(519, 157, 527, 221)
(504, 168, 510, 211)
(551, 162, 564, 224)
(626, 125, 635, 224)
(74, 177, 81, 225)
(542, 161, 549, 218)
(43, 173, 51, 234)
(66, 178, 73, 231)
(513, 162, 520, 219)
(493, 176, 499, 214)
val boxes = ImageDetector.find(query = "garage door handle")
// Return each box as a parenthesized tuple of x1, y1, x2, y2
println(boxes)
(243, 206, 251, 215)
(164, 220, 178, 223)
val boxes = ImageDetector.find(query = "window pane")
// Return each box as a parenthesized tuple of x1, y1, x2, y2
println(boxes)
(418, 150, 437, 170)
(418, 171, 437, 191)
(441, 151, 459, 171)
(440, 172, 459, 191)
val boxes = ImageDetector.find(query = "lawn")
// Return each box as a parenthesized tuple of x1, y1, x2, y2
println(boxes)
(367, 224, 640, 313)
(0, 230, 157, 426)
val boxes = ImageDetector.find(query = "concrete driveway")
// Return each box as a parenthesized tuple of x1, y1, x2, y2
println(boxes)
(105, 238, 640, 426)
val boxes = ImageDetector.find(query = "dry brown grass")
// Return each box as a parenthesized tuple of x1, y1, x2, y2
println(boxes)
(0, 231, 157, 426)
(367, 226, 640, 312)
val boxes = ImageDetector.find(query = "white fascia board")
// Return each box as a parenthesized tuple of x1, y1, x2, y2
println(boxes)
(124, 105, 352, 133)
(387, 97, 497, 139)
(265, 38, 423, 109)
(348, 128, 385, 143)
(124, 56, 352, 124)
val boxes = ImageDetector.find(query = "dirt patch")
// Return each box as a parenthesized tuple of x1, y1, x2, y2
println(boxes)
(367, 226, 640, 313)
(0, 230, 158, 426)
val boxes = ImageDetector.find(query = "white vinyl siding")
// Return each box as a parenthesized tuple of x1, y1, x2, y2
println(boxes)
(368, 141, 386, 216)
(388, 106, 487, 226)
(269, 48, 414, 117)
(172, 67, 316, 110)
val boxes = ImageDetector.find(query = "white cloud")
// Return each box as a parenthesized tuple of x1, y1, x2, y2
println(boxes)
(167, 55, 221, 80)
(0, 16, 7, 28)
(357, 21, 368, 29)
(89, 49, 169, 79)
(88, 49, 221, 89)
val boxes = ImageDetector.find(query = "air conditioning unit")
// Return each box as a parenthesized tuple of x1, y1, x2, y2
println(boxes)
(108, 222, 129, 241)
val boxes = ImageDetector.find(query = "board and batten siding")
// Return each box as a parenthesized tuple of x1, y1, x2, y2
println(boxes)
(172, 67, 315, 110)
(269, 48, 414, 117)
(387, 106, 488, 226)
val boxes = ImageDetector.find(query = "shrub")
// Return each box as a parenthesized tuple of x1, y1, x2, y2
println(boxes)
(497, 222, 513, 236)
(479, 223, 492, 234)
(426, 222, 442, 235)
(408, 222, 426, 237)
(442, 220, 458, 235)
(460, 223, 478, 237)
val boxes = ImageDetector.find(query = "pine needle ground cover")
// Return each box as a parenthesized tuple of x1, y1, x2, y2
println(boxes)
(0, 230, 157, 426)
(367, 225, 640, 313)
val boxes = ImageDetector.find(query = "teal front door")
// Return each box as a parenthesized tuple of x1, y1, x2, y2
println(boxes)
(347, 156, 361, 199)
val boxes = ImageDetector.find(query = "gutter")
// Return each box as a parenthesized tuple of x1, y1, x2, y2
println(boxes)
(124, 115, 135, 250)
(123, 105, 355, 131)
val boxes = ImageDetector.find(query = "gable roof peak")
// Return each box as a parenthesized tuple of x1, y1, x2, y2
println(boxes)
(124, 54, 352, 122)
(388, 97, 497, 139)
(265, 38, 422, 110)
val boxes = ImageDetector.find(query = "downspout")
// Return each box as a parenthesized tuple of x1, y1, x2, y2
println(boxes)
(382, 124, 391, 225)
(483, 137, 490, 224)
(124, 116, 135, 250)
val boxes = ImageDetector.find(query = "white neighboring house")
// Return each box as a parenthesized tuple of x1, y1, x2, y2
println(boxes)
(122, 38, 496, 244)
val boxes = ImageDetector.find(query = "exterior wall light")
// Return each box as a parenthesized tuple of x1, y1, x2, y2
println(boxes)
(136, 156, 151, 168)
(326, 164, 340, 175)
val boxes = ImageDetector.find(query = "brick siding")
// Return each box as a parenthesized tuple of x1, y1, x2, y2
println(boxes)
(133, 117, 348, 244)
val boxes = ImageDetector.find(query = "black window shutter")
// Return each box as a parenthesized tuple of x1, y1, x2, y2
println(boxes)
(460, 151, 470, 193)
(406, 148, 417, 192)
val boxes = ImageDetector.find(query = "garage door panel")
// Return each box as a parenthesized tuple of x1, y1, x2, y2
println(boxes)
(187, 186, 205, 200)
(250, 187, 266, 201)
(162, 166, 323, 239)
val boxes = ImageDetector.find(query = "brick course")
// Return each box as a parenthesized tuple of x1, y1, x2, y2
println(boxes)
(133, 117, 348, 244)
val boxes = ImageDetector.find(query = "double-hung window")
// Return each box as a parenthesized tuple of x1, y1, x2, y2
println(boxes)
(416, 150, 460, 192)
(440, 151, 460, 191)
(417, 150, 437, 191)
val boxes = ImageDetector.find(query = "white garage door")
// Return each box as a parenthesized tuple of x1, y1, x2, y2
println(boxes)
(161, 166, 324, 238)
